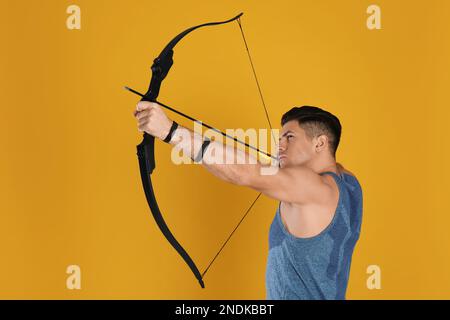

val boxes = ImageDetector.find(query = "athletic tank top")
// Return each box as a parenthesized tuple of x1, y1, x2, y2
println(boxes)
(266, 171, 363, 300)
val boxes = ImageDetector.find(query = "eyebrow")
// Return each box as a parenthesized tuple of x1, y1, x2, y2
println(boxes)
(280, 130, 295, 138)
(278, 130, 295, 140)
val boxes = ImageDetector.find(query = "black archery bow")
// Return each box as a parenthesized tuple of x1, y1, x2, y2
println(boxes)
(126, 12, 274, 288)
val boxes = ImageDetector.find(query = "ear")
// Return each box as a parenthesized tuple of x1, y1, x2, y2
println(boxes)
(314, 134, 329, 153)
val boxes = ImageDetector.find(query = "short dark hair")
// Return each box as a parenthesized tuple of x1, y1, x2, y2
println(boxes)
(281, 106, 342, 158)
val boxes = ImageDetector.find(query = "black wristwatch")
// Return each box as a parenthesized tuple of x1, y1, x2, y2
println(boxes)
(194, 138, 212, 163)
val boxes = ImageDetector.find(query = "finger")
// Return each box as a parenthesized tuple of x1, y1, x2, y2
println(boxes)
(135, 109, 151, 120)
(133, 109, 142, 117)
(138, 117, 151, 127)
(136, 101, 151, 112)
(136, 101, 157, 112)
(138, 120, 149, 132)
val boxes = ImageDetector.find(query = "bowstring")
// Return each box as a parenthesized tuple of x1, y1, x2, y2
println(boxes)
(202, 17, 275, 279)
(201, 193, 261, 278)
(237, 17, 275, 140)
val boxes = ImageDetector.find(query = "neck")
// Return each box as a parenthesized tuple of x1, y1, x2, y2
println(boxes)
(307, 155, 338, 175)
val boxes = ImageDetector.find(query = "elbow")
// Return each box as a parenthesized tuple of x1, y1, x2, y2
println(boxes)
(233, 166, 259, 188)
(225, 165, 252, 187)
(214, 164, 260, 188)
(228, 169, 249, 186)
(234, 174, 250, 187)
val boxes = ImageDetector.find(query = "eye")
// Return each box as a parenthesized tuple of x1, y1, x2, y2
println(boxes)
(287, 134, 294, 140)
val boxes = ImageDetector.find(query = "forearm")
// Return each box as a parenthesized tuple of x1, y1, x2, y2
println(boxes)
(169, 125, 262, 186)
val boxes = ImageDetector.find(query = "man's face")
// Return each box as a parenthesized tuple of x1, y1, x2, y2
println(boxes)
(278, 120, 316, 168)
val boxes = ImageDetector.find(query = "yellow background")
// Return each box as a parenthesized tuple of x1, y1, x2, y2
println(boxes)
(1, 0, 449, 299)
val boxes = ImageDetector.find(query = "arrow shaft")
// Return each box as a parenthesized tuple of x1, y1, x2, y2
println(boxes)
(125, 86, 276, 160)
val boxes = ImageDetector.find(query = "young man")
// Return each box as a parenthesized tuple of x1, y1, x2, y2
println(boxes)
(134, 102, 363, 300)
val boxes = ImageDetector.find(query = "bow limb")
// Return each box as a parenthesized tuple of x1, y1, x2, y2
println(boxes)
(137, 134, 204, 288)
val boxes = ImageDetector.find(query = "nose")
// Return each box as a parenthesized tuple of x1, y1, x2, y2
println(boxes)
(278, 138, 286, 153)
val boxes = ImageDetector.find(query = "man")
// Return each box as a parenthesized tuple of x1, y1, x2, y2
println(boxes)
(134, 102, 363, 300)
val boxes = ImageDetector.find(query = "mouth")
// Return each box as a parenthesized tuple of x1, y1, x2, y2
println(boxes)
(278, 155, 287, 160)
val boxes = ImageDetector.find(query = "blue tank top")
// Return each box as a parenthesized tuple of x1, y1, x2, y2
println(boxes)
(266, 171, 363, 300)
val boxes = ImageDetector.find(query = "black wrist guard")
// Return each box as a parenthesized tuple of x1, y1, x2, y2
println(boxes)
(163, 121, 179, 143)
